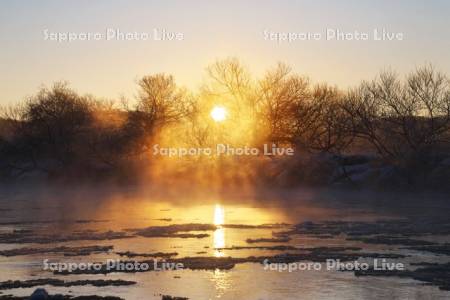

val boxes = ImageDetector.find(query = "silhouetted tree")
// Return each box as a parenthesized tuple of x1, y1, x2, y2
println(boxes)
(343, 66, 450, 160)
(10, 83, 93, 174)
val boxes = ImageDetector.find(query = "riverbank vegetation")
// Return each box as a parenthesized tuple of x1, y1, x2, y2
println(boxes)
(1, 59, 449, 190)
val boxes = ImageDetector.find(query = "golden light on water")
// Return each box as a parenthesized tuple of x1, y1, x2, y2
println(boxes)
(213, 204, 225, 257)
(210, 106, 227, 122)
(214, 204, 225, 225)
(213, 228, 225, 257)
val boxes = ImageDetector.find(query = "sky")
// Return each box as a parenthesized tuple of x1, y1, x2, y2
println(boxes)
(0, 0, 450, 105)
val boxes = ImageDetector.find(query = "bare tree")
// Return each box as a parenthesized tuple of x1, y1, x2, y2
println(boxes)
(343, 66, 450, 160)
(19, 83, 93, 170)
(305, 84, 353, 153)
(137, 74, 192, 126)
(256, 63, 310, 146)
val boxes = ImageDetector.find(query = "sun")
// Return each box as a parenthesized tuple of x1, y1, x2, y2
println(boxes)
(210, 106, 227, 122)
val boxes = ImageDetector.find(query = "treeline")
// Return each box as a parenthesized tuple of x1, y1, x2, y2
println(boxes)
(1, 59, 449, 187)
(0, 75, 191, 181)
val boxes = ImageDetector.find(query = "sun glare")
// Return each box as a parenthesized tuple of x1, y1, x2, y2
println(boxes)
(210, 106, 227, 122)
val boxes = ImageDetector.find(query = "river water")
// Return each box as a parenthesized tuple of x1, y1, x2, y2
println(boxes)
(0, 186, 449, 299)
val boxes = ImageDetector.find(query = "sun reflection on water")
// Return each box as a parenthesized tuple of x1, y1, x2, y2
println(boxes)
(210, 269, 232, 298)
(214, 204, 224, 225)
(213, 228, 225, 257)
(211, 204, 230, 295)
(213, 204, 225, 257)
